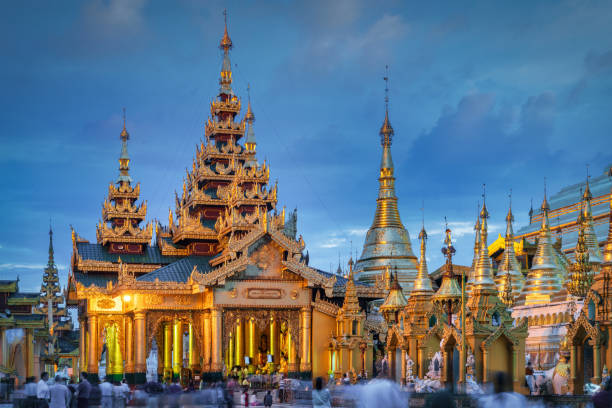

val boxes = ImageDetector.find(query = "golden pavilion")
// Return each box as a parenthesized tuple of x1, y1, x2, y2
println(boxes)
(66, 19, 385, 385)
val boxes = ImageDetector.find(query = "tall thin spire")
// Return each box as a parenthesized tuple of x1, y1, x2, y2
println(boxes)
(603, 184, 612, 264)
(496, 189, 525, 301)
(412, 222, 433, 294)
(471, 187, 497, 293)
(117, 108, 132, 184)
(467, 201, 480, 295)
(580, 169, 602, 265)
(354, 66, 418, 291)
(48, 223, 55, 267)
(244, 84, 257, 167)
(219, 9, 233, 94)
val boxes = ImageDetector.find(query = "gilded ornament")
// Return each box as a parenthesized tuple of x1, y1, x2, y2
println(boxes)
(97, 298, 116, 309)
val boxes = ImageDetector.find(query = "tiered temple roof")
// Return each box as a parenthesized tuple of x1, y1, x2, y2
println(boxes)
(96, 112, 153, 252)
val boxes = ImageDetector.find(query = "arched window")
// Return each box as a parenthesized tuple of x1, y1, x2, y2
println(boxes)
(429, 315, 437, 328)
(492, 312, 500, 327)
(352, 320, 358, 335)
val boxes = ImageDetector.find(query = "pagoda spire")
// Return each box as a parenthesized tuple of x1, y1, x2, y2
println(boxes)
(495, 190, 525, 303)
(39, 225, 65, 322)
(354, 66, 417, 291)
(219, 9, 233, 94)
(117, 108, 132, 185)
(522, 182, 563, 305)
(412, 224, 433, 295)
(605, 185, 612, 265)
(471, 187, 496, 293)
(466, 202, 480, 295)
(580, 171, 602, 265)
(47, 222, 55, 267)
(244, 84, 257, 167)
(341, 258, 361, 314)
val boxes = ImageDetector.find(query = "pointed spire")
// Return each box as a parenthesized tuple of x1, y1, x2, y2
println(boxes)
(433, 222, 461, 322)
(467, 202, 480, 295)
(244, 84, 257, 166)
(496, 189, 524, 301)
(580, 168, 602, 265)
(117, 108, 132, 184)
(472, 185, 496, 293)
(381, 266, 408, 322)
(380, 65, 394, 148)
(48, 223, 55, 267)
(341, 257, 361, 314)
(219, 9, 233, 94)
(523, 183, 563, 305)
(412, 223, 433, 294)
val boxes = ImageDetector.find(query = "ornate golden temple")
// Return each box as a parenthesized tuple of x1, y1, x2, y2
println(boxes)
(62, 15, 612, 396)
(66, 19, 386, 384)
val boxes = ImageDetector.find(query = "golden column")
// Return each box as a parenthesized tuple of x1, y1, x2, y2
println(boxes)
(108, 324, 124, 379)
(247, 318, 255, 363)
(288, 331, 296, 372)
(228, 332, 234, 369)
(269, 318, 275, 363)
(25, 329, 34, 378)
(211, 308, 223, 372)
(125, 317, 134, 374)
(79, 318, 87, 373)
(234, 318, 243, 366)
(134, 312, 146, 383)
(87, 314, 98, 376)
(203, 313, 211, 371)
(172, 319, 183, 377)
(163, 323, 172, 379)
(188, 323, 200, 373)
(300, 307, 312, 372)
(594, 342, 602, 384)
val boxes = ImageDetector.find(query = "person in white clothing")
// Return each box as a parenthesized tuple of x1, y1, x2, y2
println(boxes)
(49, 376, 71, 408)
(98, 377, 113, 408)
(37, 372, 50, 408)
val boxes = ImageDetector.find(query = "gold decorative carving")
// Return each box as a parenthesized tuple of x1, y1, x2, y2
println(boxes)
(290, 289, 298, 300)
(143, 294, 163, 305)
(97, 298, 116, 309)
(174, 295, 191, 306)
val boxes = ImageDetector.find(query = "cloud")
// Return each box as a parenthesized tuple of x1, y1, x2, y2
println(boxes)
(568, 49, 612, 104)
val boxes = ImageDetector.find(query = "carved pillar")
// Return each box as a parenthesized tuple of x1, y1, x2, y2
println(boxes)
(300, 307, 312, 372)
(593, 341, 602, 384)
(133, 311, 146, 384)
(108, 324, 123, 379)
(189, 323, 200, 373)
(163, 323, 172, 379)
(79, 318, 87, 373)
(203, 313, 211, 371)
(211, 308, 223, 372)
(172, 318, 183, 377)
(87, 314, 98, 377)
(269, 319, 275, 358)
(125, 317, 134, 374)
(387, 348, 394, 380)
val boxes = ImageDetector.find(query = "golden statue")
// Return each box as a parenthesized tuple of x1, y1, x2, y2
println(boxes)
(553, 338, 571, 395)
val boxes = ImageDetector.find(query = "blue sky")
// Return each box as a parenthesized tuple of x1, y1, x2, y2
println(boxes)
(1, 0, 611, 292)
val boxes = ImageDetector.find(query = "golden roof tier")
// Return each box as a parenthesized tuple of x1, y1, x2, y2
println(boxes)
(432, 225, 462, 319)
(354, 80, 417, 292)
(521, 193, 564, 305)
(494, 200, 525, 303)
(168, 18, 277, 256)
(96, 111, 153, 252)
(380, 268, 408, 325)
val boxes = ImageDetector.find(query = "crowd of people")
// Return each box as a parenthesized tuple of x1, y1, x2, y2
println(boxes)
(11, 368, 612, 408)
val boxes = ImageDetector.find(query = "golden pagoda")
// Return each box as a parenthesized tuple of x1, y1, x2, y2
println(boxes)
(465, 213, 480, 296)
(354, 78, 418, 292)
(580, 179, 603, 267)
(494, 200, 525, 306)
(520, 193, 564, 305)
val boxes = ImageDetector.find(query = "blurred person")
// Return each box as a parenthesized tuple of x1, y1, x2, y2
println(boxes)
(76, 373, 91, 408)
(25, 376, 38, 408)
(477, 371, 526, 408)
(37, 372, 50, 408)
(593, 377, 612, 408)
(312, 377, 331, 408)
(263, 390, 272, 407)
(98, 377, 113, 408)
(112, 381, 127, 408)
(49, 376, 70, 408)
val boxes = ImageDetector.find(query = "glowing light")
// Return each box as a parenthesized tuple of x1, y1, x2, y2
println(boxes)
(123, 294, 131, 302)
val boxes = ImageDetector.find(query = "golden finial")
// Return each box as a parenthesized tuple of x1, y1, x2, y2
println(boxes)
(506, 189, 514, 224)
(541, 177, 549, 211)
(583, 164, 592, 200)
(120, 107, 129, 141)
(480, 184, 489, 219)
(380, 65, 394, 146)
(245, 83, 255, 122)
(220, 9, 232, 51)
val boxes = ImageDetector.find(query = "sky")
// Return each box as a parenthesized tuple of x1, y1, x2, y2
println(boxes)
(1, 0, 611, 293)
